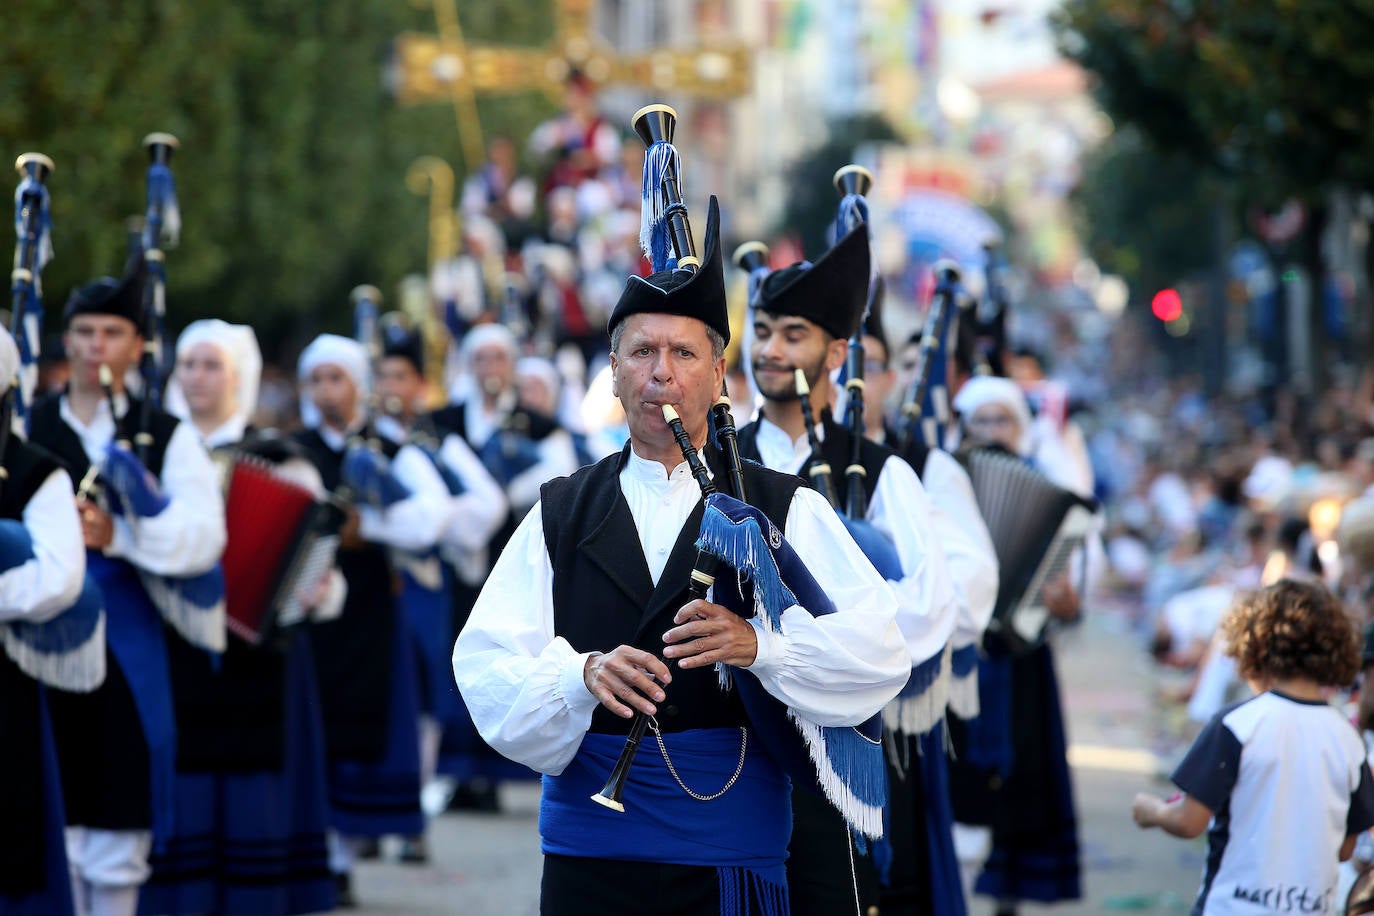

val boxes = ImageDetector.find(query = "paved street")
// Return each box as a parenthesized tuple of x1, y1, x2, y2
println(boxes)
(356, 601, 1204, 914)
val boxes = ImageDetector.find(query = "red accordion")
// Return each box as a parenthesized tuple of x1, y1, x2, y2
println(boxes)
(221, 456, 344, 645)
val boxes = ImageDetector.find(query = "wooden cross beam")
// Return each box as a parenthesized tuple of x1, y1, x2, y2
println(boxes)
(390, 0, 751, 169)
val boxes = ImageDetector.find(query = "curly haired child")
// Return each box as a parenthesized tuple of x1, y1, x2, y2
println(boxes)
(1132, 579, 1374, 914)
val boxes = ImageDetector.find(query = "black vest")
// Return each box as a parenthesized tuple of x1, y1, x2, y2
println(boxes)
(28, 393, 179, 489)
(0, 437, 64, 894)
(736, 411, 894, 508)
(883, 423, 930, 483)
(0, 437, 62, 522)
(540, 444, 800, 736)
(291, 428, 400, 761)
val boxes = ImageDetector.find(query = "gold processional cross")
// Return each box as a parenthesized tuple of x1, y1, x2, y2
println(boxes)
(390, 0, 751, 176)
(390, 0, 750, 390)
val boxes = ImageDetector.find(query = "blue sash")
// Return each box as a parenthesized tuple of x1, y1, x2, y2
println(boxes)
(88, 552, 177, 847)
(541, 730, 790, 871)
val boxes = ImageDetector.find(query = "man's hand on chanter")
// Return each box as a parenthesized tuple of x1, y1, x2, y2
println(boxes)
(663, 599, 758, 669)
(583, 647, 671, 719)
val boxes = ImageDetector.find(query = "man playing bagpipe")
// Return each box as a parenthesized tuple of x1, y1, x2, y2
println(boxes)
(138, 319, 338, 915)
(430, 322, 578, 811)
(437, 322, 579, 530)
(31, 264, 227, 916)
(861, 287, 1001, 916)
(733, 220, 962, 915)
(0, 324, 103, 916)
(290, 333, 453, 904)
(452, 196, 911, 915)
(372, 319, 507, 860)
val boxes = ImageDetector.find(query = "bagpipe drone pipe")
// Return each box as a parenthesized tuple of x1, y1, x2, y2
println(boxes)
(829, 166, 957, 733)
(117, 134, 227, 653)
(2, 151, 106, 693)
(590, 104, 886, 839)
(896, 261, 963, 455)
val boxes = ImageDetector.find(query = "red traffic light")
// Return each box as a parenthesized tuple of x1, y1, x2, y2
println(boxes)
(1151, 288, 1183, 322)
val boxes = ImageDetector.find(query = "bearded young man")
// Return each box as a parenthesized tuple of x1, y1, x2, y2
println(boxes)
(734, 223, 960, 916)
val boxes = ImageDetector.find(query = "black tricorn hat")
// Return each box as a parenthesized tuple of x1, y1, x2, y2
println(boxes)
(607, 195, 729, 345)
(755, 222, 870, 341)
(380, 313, 425, 377)
(862, 274, 888, 355)
(63, 253, 146, 328)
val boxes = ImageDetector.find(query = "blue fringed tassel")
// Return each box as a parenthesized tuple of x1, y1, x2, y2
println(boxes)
(639, 140, 682, 273)
(139, 565, 226, 652)
(145, 162, 181, 247)
(717, 866, 788, 916)
(833, 194, 869, 249)
(885, 641, 952, 736)
(12, 176, 52, 430)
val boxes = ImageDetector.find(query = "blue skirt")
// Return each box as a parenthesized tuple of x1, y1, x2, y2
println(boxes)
(139, 632, 335, 915)
(0, 688, 75, 916)
(974, 643, 1081, 903)
(328, 611, 424, 838)
(916, 725, 965, 916)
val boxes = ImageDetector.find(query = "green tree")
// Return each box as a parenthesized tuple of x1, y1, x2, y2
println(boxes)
(1053, 0, 1374, 385)
(1054, 0, 1374, 198)
(1072, 126, 1233, 299)
(0, 0, 555, 359)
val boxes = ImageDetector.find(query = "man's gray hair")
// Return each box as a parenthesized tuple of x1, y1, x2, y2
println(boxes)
(609, 320, 726, 362)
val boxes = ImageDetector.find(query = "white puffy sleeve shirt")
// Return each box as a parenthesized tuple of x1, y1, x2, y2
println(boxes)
(60, 396, 225, 577)
(754, 419, 959, 667)
(452, 448, 910, 775)
(0, 468, 85, 623)
(438, 432, 509, 552)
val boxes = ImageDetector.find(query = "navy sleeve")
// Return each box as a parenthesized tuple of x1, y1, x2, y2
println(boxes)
(1171, 711, 1242, 814)
(1348, 761, 1374, 836)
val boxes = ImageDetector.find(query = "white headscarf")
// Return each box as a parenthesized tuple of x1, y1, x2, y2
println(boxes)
(296, 334, 370, 430)
(0, 326, 19, 397)
(952, 375, 1034, 457)
(448, 323, 520, 404)
(165, 320, 262, 435)
(461, 323, 518, 364)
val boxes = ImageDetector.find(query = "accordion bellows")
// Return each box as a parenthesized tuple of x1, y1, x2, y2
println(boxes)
(220, 456, 343, 644)
(962, 447, 1095, 654)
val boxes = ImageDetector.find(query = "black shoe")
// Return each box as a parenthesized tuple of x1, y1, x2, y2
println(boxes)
(398, 835, 430, 864)
(445, 780, 500, 813)
(354, 837, 381, 861)
(335, 872, 357, 910)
